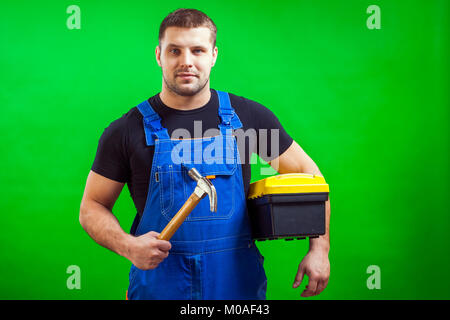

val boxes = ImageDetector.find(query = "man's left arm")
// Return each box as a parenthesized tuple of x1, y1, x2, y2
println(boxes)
(268, 140, 331, 297)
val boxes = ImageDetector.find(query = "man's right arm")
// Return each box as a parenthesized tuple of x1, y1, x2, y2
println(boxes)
(79, 170, 171, 270)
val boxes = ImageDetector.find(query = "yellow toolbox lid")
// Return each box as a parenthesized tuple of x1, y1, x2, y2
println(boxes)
(248, 173, 329, 199)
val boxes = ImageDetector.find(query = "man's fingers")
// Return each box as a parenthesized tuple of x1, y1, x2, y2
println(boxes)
(293, 266, 305, 288)
(302, 276, 329, 297)
(150, 254, 165, 265)
(147, 231, 160, 238)
(143, 231, 171, 251)
(301, 274, 319, 297)
(314, 280, 326, 296)
(301, 286, 315, 297)
(155, 239, 172, 251)
(156, 249, 169, 259)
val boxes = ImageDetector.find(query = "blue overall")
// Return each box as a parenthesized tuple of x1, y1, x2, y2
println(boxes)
(127, 90, 267, 300)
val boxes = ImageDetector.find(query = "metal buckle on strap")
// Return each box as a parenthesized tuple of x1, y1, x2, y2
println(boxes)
(151, 129, 168, 140)
(143, 113, 161, 126)
(219, 110, 234, 126)
(220, 109, 233, 115)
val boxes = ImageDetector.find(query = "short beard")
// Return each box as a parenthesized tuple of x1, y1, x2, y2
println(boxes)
(163, 73, 209, 97)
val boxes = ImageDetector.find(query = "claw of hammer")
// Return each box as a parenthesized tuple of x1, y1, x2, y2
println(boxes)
(188, 168, 217, 212)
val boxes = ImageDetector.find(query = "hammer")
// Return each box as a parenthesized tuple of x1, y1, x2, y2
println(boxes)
(157, 167, 217, 241)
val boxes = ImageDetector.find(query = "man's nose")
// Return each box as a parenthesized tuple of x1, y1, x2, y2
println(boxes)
(180, 51, 193, 68)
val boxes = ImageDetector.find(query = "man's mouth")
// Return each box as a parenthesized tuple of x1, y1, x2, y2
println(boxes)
(177, 73, 197, 79)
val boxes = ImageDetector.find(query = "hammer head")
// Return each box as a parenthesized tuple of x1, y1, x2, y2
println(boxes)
(188, 168, 217, 212)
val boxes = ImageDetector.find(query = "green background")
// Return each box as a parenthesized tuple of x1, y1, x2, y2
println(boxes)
(0, 0, 449, 300)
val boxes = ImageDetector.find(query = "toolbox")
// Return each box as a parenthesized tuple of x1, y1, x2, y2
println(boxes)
(247, 173, 329, 241)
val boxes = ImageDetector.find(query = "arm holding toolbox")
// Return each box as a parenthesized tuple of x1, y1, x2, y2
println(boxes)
(79, 171, 171, 270)
(269, 140, 331, 297)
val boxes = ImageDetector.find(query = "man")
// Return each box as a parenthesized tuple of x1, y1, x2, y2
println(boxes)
(80, 8, 330, 300)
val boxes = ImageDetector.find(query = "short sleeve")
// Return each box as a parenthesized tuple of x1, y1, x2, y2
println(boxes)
(248, 100, 293, 162)
(91, 117, 130, 183)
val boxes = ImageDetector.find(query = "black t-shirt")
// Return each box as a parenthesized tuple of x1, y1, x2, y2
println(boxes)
(91, 89, 293, 222)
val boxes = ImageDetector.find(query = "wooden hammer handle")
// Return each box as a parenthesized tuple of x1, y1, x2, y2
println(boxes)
(157, 192, 202, 241)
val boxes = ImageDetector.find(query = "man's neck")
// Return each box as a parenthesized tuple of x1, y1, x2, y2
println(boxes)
(159, 84, 211, 111)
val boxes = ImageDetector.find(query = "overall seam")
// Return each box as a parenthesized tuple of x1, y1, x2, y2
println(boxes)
(188, 256, 192, 300)
(199, 256, 202, 300)
(160, 164, 174, 218)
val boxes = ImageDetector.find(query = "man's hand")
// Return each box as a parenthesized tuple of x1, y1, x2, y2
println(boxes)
(292, 248, 330, 297)
(125, 231, 172, 270)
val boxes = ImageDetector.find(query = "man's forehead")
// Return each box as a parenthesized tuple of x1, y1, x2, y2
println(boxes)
(162, 26, 213, 47)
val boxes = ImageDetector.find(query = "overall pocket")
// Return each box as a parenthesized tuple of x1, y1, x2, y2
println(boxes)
(182, 160, 238, 221)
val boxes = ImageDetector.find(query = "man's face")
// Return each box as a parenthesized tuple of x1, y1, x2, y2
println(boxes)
(156, 27, 218, 97)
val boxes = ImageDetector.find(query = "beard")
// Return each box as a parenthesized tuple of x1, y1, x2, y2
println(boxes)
(163, 71, 209, 97)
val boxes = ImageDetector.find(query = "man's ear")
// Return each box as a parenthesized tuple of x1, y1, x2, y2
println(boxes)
(211, 46, 218, 67)
(155, 45, 162, 67)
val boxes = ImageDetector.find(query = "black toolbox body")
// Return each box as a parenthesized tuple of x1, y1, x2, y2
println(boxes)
(246, 174, 329, 241)
(248, 193, 328, 240)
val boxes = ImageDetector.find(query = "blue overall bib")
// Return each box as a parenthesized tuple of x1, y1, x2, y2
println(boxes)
(127, 90, 267, 300)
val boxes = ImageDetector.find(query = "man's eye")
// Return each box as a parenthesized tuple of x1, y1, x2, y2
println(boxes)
(193, 49, 203, 54)
(170, 49, 180, 54)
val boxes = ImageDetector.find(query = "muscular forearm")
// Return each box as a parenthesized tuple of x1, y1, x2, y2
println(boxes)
(79, 199, 132, 259)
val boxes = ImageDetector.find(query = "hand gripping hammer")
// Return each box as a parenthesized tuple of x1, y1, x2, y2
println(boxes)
(157, 167, 217, 241)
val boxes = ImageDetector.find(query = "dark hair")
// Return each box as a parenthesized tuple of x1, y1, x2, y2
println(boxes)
(158, 9, 217, 48)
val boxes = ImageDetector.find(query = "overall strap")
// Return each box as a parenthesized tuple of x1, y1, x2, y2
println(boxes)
(136, 100, 170, 146)
(216, 90, 243, 135)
